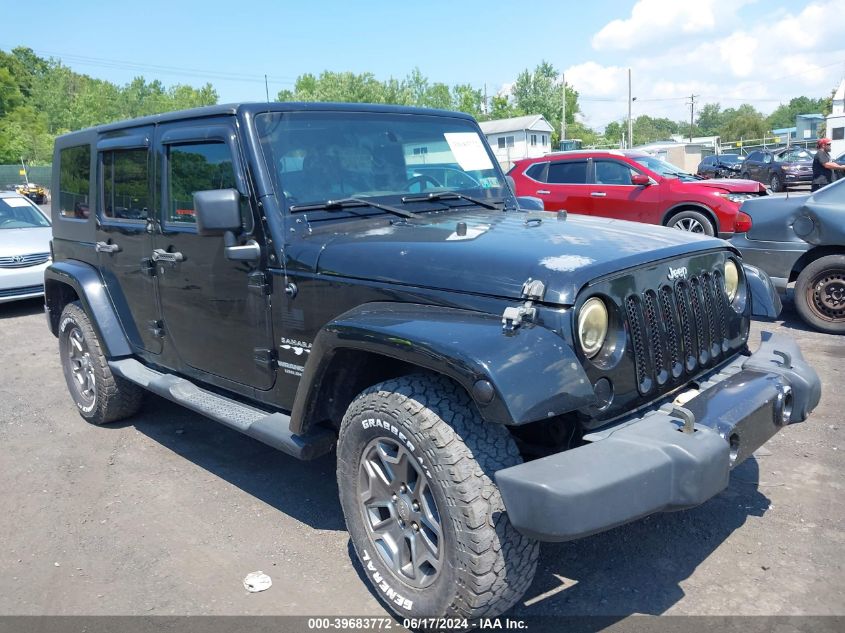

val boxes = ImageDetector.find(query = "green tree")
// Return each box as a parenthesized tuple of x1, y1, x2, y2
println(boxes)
(510, 61, 580, 145)
(767, 96, 827, 130)
(719, 104, 768, 141)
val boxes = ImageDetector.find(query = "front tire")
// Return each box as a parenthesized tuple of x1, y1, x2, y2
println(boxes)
(336, 374, 538, 619)
(770, 173, 783, 193)
(794, 256, 845, 334)
(666, 210, 715, 236)
(58, 301, 144, 424)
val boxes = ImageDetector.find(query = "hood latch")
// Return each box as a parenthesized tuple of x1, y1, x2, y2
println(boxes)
(502, 279, 546, 333)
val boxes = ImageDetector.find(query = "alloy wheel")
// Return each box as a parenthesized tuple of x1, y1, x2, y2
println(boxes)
(358, 437, 443, 588)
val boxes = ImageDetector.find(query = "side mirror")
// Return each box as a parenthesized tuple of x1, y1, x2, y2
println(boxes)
(516, 196, 544, 211)
(631, 174, 651, 186)
(194, 189, 241, 236)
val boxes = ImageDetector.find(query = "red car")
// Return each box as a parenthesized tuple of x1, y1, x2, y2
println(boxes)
(508, 150, 767, 237)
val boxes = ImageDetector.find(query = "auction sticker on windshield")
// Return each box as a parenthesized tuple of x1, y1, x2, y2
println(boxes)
(444, 132, 493, 171)
(4, 197, 31, 208)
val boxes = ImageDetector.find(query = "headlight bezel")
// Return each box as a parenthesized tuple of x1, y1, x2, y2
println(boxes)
(723, 257, 747, 313)
(577, 296, 609, 360)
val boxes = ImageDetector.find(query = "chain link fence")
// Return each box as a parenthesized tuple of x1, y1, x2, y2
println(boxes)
(0, 165, 52, 190)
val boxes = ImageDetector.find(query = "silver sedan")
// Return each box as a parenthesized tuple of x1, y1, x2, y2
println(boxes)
(0, 191, 52, 303)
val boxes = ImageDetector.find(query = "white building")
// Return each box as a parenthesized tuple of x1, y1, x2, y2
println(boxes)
(827, 78, 845, 158)
(479, 115, 554, 170)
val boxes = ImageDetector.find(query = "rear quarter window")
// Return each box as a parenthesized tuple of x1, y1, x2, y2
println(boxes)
(59, 145, 91, 219)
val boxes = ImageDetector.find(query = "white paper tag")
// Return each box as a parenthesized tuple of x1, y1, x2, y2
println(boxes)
(4, 197, 31, 208)
(443, 133, 493, 172)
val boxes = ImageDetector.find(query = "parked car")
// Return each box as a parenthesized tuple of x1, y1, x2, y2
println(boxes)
(732, 177, 845, 333)
(45, 103, 819, 621)
(739, 147, 813, 192)
(0, 191, 52, 303)
(15, 182, 48, 204)
(697, 153, 745, 179)
(508, 150, 767, 237)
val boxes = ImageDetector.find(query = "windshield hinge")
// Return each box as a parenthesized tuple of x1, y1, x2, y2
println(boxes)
(502, 278, 546, 333)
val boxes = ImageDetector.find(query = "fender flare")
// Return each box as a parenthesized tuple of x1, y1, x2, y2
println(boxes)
(44, 261, 133, 358)
(289, 302, 595, 432)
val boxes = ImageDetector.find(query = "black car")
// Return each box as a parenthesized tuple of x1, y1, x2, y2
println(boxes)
(739, 147, 813, 192)
(696, 153, 745, 179)
(44, 103, 820, 621)
(732, 177, 845, 333)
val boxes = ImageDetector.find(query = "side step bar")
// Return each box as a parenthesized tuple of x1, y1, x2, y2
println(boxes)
(109, 358, 335, 460)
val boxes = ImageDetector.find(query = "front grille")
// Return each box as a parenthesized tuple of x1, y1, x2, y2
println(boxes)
(0, 284, 44, 298)
(0, 253, 50, 268)
(625, 272, 731, 395)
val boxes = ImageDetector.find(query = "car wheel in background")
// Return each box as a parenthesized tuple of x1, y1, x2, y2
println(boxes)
(794, 255, 845, 334)
(770, 173, 783, 193)
(666, 210, 715, 236)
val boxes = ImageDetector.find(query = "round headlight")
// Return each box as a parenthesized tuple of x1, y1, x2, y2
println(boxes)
(578, 297, 609, 358)
(724, 260, 739, 302)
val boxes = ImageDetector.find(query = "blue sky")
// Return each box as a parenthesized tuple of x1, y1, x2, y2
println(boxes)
(3, 0, 844, 130)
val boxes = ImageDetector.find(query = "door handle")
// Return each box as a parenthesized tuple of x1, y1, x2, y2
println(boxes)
(591, 192, 607, 197)
(536, 189, 551, 195)
(152, 248, 184, 263)
(95, 241, 121, 253)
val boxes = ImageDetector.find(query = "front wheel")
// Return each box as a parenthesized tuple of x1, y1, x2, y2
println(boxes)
(336, 374, 538, 619)
(666, 210, 715, 236)
(794, 255, 845, 334)
(770, 173, 783, 193)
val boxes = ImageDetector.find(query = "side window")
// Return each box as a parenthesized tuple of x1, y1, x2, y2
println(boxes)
(547, 161, 588, 184)
(525, 162, 547, 181)
(167, 142, 236, 225)
(101, 149, 150, 221)
(594, 160, 636, 185)
(59, 145, 91, 219)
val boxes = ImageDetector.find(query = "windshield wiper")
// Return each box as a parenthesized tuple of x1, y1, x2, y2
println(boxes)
(400, 191, 499, 210)
(289, 197, 415, 219)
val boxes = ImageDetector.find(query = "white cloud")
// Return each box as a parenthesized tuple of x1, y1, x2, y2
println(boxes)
(591, 0, 734, 52)
(567, 0, 845, 129)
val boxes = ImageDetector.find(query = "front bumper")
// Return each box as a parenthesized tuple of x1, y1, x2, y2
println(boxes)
(496, 332, 821, 542)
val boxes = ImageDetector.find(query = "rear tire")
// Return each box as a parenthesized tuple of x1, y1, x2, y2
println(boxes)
(666, 210, 715, 236)
(336, 374, 538, 619)
(794, 256, 845, 334)
(58, 301, 144, 424)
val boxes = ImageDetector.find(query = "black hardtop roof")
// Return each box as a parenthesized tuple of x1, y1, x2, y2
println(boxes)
(56, 102, 477, 140)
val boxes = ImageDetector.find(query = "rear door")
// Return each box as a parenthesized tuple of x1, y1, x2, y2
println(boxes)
(94, 130, 162, 354)
(744, 152, 763, 180)
(537, 158, 592, 214)
(153, 119, 275, 390)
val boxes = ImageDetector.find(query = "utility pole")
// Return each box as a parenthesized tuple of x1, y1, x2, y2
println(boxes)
(265, 74, 270, 103)
(561, 73, 566, 144)
(484, 83, 488, 115)
(627, 68, 633, 149)
(687, 93, 698, 142)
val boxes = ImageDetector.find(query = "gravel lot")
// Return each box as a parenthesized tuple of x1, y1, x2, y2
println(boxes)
(0, 289, 842, 621)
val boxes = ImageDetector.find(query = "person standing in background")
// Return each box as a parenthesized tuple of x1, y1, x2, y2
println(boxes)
(812, 138, 845, 190)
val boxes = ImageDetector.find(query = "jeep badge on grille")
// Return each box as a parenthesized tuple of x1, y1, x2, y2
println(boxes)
(668, 266, 688, 281)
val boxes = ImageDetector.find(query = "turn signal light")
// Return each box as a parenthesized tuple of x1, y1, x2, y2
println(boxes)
(734, 212, 753, 233)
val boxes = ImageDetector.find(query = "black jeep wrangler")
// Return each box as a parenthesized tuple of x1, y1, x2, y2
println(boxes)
(45, 103, 820, 620)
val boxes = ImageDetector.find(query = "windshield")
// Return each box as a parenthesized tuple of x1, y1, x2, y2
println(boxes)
(255, 111, 507, 212)
(0, 197, 50, 229)
(775, 149, 813, 162)
(632, 155, 699, 181)
(719, 154, 744, 164)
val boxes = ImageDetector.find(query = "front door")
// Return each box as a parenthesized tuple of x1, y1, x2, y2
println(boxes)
(94, 131, 162, 354)
(153, 120, 275, 390)
(589, 158, 663, 224)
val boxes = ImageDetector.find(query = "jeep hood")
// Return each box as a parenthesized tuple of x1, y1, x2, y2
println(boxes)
(313, 211, 729, 305)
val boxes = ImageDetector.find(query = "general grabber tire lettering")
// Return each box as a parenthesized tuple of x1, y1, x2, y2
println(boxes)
(58, 301, 143, 425)
(336, 374, 539, 619)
